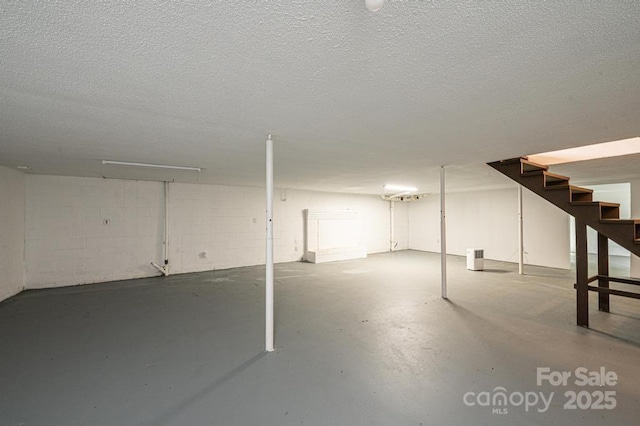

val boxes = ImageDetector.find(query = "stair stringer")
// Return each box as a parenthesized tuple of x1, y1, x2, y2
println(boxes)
(488, 159, 640, 258)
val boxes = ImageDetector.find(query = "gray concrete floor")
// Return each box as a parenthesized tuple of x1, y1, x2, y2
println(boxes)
(570, 252, 632, 277)
(1, 250, 639, 426)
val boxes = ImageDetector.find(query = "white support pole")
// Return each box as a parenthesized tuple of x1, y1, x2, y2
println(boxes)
(390, 200, 395, 252)
(164, 181, 170, 273)
(518, 185, 524, 275)
(265, 135, 275, 352)
(440, 166, 448, 299)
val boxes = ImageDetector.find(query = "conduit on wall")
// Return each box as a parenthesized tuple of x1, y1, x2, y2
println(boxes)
(151, 181, 170, 276)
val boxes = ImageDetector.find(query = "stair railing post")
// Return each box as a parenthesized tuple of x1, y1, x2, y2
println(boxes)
(597, 232, 610, 312)
(576, 221, 589, 327)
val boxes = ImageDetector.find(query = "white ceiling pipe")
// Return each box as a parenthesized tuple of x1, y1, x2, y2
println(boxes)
(102, 160, 202, 172)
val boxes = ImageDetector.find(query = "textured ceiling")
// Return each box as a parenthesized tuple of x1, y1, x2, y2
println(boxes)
(1, 1, 639, 194)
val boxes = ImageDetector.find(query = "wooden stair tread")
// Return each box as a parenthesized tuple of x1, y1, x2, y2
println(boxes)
(545, 185, 593, 193)
(521, 170, 570, 181)
(600, 219, 640, 224)
(492, 158, 524, 165)
(571, 201, 620, 207)
(571, 186, 593, 194)
(521, 158, 549, 173)
(543, 171, 570, 181)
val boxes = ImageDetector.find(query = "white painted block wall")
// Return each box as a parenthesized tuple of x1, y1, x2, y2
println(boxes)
(304, 209, 367, 263)
(408, 186, 570, 270)
(25, 175, 164, 288)
(24, 176, 406, 288)
(0, 166, 25, 301)
(168, 184, 405, 274)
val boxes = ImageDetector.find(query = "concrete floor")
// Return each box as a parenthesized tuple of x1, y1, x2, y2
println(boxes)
(1, 250, 639, 426)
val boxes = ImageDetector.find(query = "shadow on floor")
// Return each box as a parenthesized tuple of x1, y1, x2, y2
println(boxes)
(153, 351, 267, 425)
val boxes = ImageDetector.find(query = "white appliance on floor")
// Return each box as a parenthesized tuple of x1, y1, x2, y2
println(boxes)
(466, 248, 484, 271)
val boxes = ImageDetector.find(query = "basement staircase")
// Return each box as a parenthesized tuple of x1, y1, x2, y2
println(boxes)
(488, 157, 640, 328)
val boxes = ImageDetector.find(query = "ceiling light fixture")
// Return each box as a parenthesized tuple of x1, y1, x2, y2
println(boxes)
(382, 184, 427, 201)
(16, 165, 31, 170)
(382, 193, 428, 202)
(366, 0, 384, 12)
(102, 160, 202, 172)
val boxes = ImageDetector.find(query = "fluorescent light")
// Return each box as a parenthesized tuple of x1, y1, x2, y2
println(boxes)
(528, 137, 640, 165)
(16, 165, 31, 170)
(102, 160, 202, 172)
(384, 184, 417, 192)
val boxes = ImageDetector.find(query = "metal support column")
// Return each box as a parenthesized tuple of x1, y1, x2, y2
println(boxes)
(518, 185, 524, 275)
(390, 200, 395, 252)
(265, 135, 274, 352)
(440, 166, 447, 299)
(575, 221, 589, 327)
(598, 232, 610, 312)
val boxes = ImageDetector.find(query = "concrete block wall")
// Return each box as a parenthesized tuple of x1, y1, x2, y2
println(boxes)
(25, 176, 164, 288)
(24, 176, 406, 288)
(167, 183, 266, 273)
(0, 166, 25, 302)
(280, 189, 407, 256)
(408, 186, 571, 270)
(15, 171, 579, 291)
(21, 172, 577, 291)
(168, 184, 406, 274)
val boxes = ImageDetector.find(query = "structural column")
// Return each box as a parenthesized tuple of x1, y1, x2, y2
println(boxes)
(518, 185, 524, 275)
(575, 221, 589, 327)
(390, 200, 395, 252)
(440, 166, 447, 299)
(597, 233, 610, 312)
(265, 135, 274, 352)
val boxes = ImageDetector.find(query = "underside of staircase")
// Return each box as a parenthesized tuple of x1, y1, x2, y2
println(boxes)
(488, 157, 640, 328)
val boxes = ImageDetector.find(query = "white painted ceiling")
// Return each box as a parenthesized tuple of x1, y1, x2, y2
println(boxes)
(1, 1, 639, 195)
